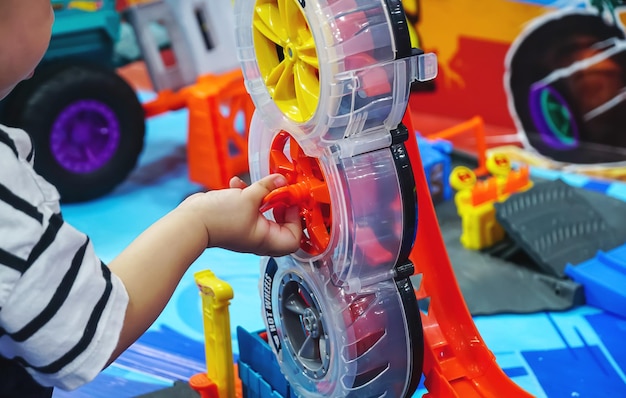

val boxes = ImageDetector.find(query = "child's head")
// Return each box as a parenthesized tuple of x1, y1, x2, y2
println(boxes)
(0, 0, 54, 100)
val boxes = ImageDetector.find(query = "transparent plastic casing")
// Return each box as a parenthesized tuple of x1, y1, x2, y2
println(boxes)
(235, 0, 437, 157)
(259, 255, 412, 398)
(238, 0, 437, 396)
(249, 113, 404, 292)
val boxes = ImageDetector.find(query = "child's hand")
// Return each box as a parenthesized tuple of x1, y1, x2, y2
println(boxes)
(179, 174, 302, 257)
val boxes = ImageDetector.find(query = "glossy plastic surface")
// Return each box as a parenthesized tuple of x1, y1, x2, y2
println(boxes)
(249, 115, 404, 290)
(449, 154, 533, 250)
(238, 0, 433, 396)
(235, 0, 437, 155)
(51, 99, 120, 173)
(403, 111, 533, 398)
(238, 327, 294, 398)
(260, 256, 412, 398)
(565, 243, 626, 319)
(193, 270, 236, 398)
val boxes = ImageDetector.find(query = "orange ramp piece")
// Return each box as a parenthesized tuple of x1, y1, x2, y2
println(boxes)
(142, 69, 254, 191)
(402, 110, 532, 398)
(143, 89, 188, 118)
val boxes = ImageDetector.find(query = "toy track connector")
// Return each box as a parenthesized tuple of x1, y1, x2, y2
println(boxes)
(448, 153, 533, 250)
(189, 373, 219, 398)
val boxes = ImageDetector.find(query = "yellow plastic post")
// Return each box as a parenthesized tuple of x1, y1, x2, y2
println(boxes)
(194, 269, 235, 398)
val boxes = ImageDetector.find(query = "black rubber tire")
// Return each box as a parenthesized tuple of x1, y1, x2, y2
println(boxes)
(2, 63, 145, 202)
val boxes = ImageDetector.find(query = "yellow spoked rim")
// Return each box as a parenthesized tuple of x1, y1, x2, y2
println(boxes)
(253, 0, 320, 123)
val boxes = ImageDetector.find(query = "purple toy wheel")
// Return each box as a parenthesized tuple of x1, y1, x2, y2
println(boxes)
(528, 82, 579, 151)
(50, 99, 121, 174)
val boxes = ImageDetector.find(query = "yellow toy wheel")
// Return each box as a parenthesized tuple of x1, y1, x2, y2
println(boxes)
(236, 0, 431, 142)
(252, 0, 320, 123)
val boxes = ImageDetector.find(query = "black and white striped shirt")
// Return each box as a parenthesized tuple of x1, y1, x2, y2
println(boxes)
(0, 125, 128, 390)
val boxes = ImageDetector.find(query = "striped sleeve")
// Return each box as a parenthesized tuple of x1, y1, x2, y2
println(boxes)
(0, 125, 129, 390)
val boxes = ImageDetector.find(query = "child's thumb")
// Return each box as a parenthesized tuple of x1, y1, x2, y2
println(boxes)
(247, 174, 288, 202)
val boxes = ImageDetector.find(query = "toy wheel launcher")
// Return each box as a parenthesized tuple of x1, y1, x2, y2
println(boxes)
(234, 0, 532, 397)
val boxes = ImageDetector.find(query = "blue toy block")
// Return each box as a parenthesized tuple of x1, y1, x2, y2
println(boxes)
(416, 135, 453, 204)
(237, 327, 293, 398)
(565, 243, 626, 319)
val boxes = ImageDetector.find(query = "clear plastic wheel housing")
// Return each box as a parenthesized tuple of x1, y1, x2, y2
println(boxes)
(239, 0, 433, 396)
(260, 256, 413, 398)
(235, 0, 437, 151)
(249, 113, 404, 289)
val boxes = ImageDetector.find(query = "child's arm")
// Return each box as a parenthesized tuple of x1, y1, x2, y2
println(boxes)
(107, 174, 301, 362)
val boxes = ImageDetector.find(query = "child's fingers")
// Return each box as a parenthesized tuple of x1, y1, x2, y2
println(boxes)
(245, 174, 288, 202)
(282, 206, 302, 240)
(272, 205, 286, 223)
(229, 176, 248, 189)
(265, 206, 302, 255)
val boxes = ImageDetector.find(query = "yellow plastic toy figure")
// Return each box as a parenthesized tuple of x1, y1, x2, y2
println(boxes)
(450, 153, 532, 250)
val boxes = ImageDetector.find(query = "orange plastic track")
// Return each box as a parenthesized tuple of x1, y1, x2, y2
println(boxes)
(402, 110, 532, 398)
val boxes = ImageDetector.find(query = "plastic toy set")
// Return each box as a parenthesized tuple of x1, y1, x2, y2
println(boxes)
(235, 0, 437, 395)
(566, 242, 626, 319)
(449, 153, 533, 250)
(231, 0, 534, 397)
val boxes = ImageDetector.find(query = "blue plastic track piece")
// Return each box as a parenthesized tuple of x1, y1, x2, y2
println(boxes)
(582, 179, 612, 194)
(565, 244, 626, 318)
(237, 327, 292, 398)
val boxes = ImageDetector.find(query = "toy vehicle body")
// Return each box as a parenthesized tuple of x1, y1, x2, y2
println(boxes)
(48, 0, 122, 67)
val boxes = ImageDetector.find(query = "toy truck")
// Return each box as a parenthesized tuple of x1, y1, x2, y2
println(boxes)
(0, 0, 144, 202)
(0, 0, 248, 202)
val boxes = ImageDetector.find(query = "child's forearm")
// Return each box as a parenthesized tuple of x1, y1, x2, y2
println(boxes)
(106, 207, 208, 363)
